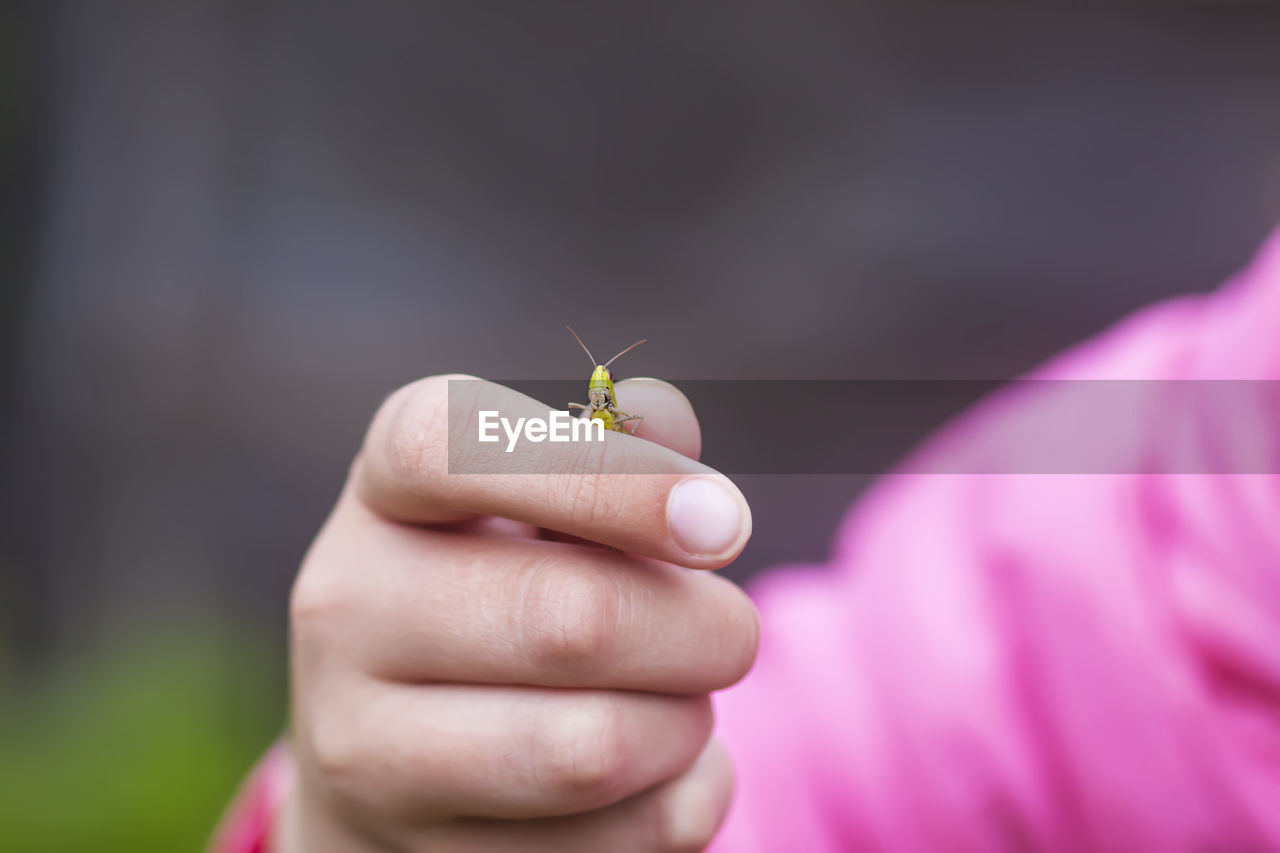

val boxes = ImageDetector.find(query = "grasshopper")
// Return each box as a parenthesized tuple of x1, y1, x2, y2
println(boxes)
(566, 326, 646, 435)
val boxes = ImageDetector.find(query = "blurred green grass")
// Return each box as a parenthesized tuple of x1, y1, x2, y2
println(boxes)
(0, 625, 286, 852)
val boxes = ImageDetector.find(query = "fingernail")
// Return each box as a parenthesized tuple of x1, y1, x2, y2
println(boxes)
(667, 477, 748, 558)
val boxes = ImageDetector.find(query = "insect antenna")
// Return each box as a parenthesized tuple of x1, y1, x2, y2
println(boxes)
(604, 338, 647, 369)
(566, 325, 598, 367)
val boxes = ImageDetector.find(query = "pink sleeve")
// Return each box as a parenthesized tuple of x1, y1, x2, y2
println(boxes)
(711, 229, 1280, 851)
(208, 742, 293, 853)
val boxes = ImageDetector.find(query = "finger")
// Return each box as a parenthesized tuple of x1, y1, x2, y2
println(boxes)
(356, 376, 751, 568)
(301, 681, 714, 823)
(541, 377, 699, 548)
(305, 505, 759, 692)
(421, 739, 734, 853)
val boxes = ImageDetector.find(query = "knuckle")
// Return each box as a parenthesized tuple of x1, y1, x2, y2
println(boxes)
(535, 696, 629, 800)
(521, 559, 622, 675)
(289, 566, 350, 644)
(374, 376, 453, 490)
(308, 713, 362, 786)
(565, 436, 610, 479)
(300, 686, 422, 828)
(560, 472, 618, 528)
(300, 699, 372, 807)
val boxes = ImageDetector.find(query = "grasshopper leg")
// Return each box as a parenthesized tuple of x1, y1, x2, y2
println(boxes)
(613, 411, 644, 435)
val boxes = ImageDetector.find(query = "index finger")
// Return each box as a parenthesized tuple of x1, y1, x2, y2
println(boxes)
(354, 375, 751, 569)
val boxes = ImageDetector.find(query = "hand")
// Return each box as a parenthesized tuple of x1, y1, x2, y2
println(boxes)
(276, 375, 759, 852)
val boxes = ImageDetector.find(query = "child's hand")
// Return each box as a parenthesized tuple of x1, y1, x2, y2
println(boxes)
(276, 375, 758, 852)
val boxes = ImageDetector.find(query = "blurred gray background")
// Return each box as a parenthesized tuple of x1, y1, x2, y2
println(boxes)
(2, 3, 1280, 847)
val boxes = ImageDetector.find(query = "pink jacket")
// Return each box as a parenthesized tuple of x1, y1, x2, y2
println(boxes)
(214, 228, 1280, 852)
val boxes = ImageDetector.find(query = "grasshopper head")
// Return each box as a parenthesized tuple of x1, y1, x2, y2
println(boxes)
(588, 365, 615, 406)
(567, 326, 643, 410)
